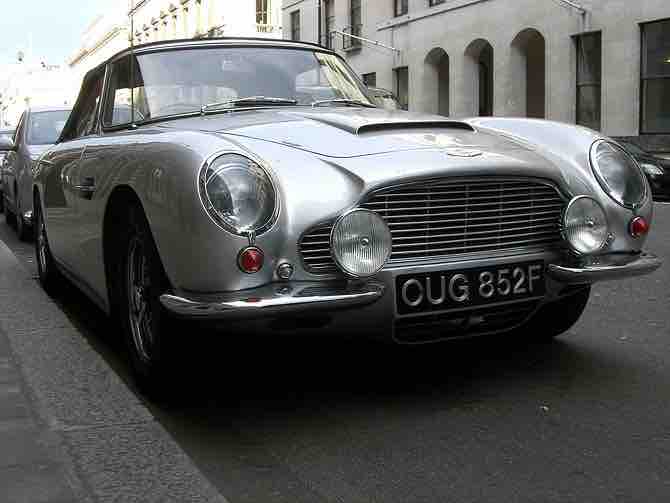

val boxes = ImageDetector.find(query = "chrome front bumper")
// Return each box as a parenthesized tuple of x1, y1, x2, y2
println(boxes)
(547, 252, 662, 284)
(160, 252, 661, 321)
(160, 281, 385, 320)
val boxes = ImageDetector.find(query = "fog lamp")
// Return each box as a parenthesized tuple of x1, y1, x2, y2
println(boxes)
(331, 209, 392, 277)
(563, 196, 609, 254)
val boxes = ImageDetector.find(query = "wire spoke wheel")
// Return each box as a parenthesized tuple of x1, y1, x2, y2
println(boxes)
(127, 237, 155, 363)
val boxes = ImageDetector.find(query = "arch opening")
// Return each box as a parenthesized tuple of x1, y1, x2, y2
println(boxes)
(424, 48, 450, 116)
(510, 28, 546, 118)
(465, 39, 494, 117)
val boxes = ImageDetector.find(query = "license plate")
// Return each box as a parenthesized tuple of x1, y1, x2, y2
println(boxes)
(395, 261, 545, 316)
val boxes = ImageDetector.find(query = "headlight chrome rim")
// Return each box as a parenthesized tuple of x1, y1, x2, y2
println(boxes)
(330, 208, 392, 278)
(197, 150, 280, 237)
(589, 139, 648, 209)
(562, 195, 609, 255)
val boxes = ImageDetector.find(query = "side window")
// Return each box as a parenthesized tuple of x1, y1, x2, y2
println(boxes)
(103, 55, 146, 127)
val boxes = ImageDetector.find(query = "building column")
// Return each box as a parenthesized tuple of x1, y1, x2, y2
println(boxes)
(181, 0, 191, 38)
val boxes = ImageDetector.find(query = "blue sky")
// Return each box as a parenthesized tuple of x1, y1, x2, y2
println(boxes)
(0, 0, 115, 66)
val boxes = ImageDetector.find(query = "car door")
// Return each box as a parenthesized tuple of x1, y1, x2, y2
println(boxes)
(42, 68, 105, 272)
(3, 112, 25, 212)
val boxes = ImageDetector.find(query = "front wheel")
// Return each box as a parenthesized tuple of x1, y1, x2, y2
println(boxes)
(34, 198, 63, 295)
(115, 203, 177, 397)
(519, 286, 591, 341)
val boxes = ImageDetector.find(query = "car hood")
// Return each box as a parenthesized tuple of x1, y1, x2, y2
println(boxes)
(157, 108, 532, 158)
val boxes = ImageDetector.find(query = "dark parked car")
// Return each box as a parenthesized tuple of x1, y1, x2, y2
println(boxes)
(616, 139, 670, 202)
(0, 127, 14, 212)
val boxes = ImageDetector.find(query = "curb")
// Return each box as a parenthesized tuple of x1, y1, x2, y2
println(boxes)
(0, 239, 228, 503)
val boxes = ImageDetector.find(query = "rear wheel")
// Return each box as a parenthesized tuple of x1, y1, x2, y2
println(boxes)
(519, 286, 591, 341)
(114, 203, 178, 397)
(4, 196, 15, 227)
(16, 204, 30, 241)
(34, 196, 63, 295)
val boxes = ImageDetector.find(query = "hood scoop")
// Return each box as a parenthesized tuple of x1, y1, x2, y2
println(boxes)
(292, 110, 475, 135)
(356, 121, 474, 135)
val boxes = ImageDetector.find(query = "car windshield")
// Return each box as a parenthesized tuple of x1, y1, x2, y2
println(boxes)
(27, 110, 70, 145)
(104, 46, 375, 125)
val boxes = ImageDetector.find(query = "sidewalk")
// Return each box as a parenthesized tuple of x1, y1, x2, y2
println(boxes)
(0, 239, 228, 502)
(0, 326, 78, 503)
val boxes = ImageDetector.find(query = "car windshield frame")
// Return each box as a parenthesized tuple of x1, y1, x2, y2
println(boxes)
(101, 43, 376, 130)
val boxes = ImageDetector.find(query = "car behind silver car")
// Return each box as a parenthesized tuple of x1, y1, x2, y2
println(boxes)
(0, 107, 70, 240)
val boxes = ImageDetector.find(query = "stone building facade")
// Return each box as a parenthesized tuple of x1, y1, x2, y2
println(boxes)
(282, 0, 670, 153)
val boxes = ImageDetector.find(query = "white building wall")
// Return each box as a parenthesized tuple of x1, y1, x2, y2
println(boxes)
(0, 63, 77, 127)
(282, 0, 670, 146)
(68, 1, 284, 82)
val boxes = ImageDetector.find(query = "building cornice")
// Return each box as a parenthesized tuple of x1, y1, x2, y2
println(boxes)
(376, 0, 491, 31)
(68, 25, 127, 67)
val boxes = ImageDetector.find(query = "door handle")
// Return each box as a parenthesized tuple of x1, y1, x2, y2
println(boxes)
(73, 177, 96, 199)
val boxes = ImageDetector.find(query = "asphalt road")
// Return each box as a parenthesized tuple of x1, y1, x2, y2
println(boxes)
(1, 206, 669, 503)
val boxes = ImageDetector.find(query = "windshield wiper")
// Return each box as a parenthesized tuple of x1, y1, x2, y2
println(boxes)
(311, 98, 377, 108)
(201, 96, 298, 114)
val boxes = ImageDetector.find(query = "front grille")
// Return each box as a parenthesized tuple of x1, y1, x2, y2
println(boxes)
(299, 178, 565, 274)
(298, 223, 336, 274)
(393, 299, 540, 344)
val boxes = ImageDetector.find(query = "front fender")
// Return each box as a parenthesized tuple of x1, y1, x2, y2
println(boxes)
(464, 118, 654, 254)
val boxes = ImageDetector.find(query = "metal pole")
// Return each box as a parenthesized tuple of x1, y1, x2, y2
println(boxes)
(331, 30, 400, 53)
(129, 3, 136, 127)
(555, 0, 586, 14)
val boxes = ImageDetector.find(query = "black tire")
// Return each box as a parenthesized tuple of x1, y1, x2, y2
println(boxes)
(5, 199, 16, 228)
(113, 202, 178, 398)
(34, 196, 63, 295)
(519, 286, 591, 341)
(16, 208, 31, 241)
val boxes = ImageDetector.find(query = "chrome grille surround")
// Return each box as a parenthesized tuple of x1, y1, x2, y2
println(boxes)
(299, 178, 566, 274)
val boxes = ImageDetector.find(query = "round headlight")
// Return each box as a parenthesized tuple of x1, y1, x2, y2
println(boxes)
(198, 153, 278, 236)
(563, 196, 609, 254)
(590, 140, 647, 208)
(331, 209, 392, 277)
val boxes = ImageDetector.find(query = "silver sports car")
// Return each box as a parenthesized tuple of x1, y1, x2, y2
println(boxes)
(2, 38, 660, 393)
